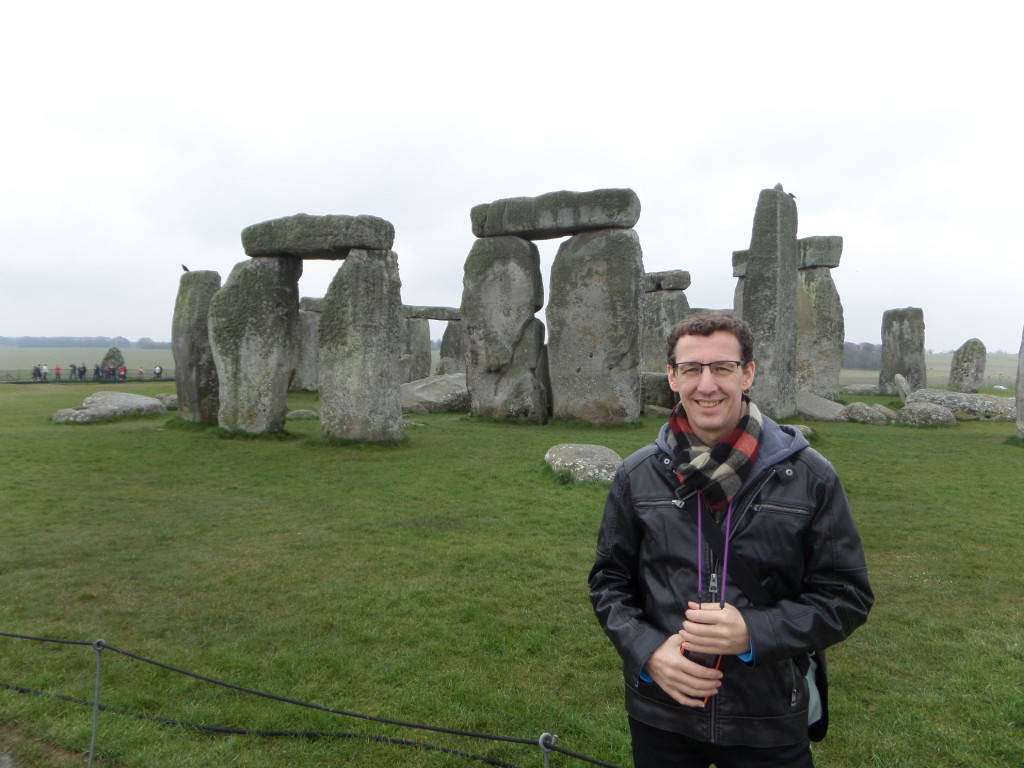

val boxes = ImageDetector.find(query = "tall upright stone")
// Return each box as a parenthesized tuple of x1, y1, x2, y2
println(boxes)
(319, 249, 405, 442)
(641, 270, 691, 372)
(437, 320, 466, 375)
(547, 228, 644, 423)
(1017, 325, 1024, 440)
(291, 298, 322, 392)
(879, 307, 927, 394)
(796, 236, 844, 399)
(208, 257, 302, 433)
(947, 338, 986, 393)
(737, 184, 799, 419)
(399, 316, 432, 383)
(460, 236, 549, 422)
(172, 270, 221, 423)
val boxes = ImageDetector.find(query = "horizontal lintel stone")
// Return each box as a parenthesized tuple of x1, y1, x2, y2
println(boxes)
(403, 305, 461, 321)
(242, 213, 395, 259)
(471, 188, 640, 240)
(799, 236, 843, 269)
(644, 270, 691, 293)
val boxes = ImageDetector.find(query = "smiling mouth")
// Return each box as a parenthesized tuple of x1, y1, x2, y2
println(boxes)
(695, 400, 721, 408)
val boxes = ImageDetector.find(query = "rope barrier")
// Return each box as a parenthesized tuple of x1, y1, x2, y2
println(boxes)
(0, 631, 623, 768)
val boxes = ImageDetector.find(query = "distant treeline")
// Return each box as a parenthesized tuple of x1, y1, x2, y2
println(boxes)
(0, 336, 172, 349)
(843, 342, 882, 370)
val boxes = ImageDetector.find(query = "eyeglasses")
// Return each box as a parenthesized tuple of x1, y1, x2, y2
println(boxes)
(671, 361, 745, 379)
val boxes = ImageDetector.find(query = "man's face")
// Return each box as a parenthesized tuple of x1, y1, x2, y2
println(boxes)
(667, 330, 756, 446)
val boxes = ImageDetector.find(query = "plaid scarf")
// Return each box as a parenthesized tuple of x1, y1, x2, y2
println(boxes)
(667, 395, 763, 514)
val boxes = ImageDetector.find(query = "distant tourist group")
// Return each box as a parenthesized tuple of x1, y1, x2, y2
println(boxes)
(30, 363, 164, 381)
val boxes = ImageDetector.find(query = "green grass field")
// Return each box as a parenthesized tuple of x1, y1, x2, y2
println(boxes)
(0, 349, 175, 382)
(1, 383, 1021, 767)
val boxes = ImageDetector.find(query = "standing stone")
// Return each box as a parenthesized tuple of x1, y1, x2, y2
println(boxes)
(642, 270, 692, 372)
(947, 338, 986, 393)
(291, 306, 321, 392)
(400, 317, 432, 383)
(437, 320, 466, 375)
(737, 184, 799, 419)
(208, 257, 301, 433)
(1017, 325, 1024, 440)
(172, 270, 222, 423)
(461, 236, 550, 422)
(796, 236, 844, 399)
(319, 249, 405, 442)
(879, 307, 927, 395)
(547, 228, 643, 423)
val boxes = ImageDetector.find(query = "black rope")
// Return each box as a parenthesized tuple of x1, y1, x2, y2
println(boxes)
(0, 633, 624, 768)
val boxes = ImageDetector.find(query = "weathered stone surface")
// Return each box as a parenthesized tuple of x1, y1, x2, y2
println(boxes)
(544, 443, 622, 483)
(905, 389, 1015, 421)
(319, 249, 405, 442)
(948, 338, 986, 393)
(53, 392, 167, 423)
(461, 236, 550, 422)
(471, 188, 640, 240)
(299, 296, 324, 312)
(399, 317, 432, 384)
(547, 229, 643, 423)
(436, 321, 465, 375)
(1018, 326, 1024, 439)
(842, 383, 880, 395)
(242, 213, 395, 259)
(208, 257, 302, 434)
(897, 401, 957, 426)
(100, 347, 125, 373)
(894, 373, 912, 403)
(642, 288, 692, 372)
(796, 391, 845, 421)
(737, 185, 799, 419)
(879, 307, 926, 394)
(644, 270, 691, 293)
(798, 236, 843, 269)
(172, 270, 221, 424)
(837, 401, 894, 425)
(155, 393, 178, 409)
(796, 265, 844, 399)
(404, 305, 461, 322)
(641, 372, 677, 410)
(291, 308, 320, 392)
(400, 373, 470, 414)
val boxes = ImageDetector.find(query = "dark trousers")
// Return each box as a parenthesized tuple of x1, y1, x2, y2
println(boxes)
(629, 717, 814, 768)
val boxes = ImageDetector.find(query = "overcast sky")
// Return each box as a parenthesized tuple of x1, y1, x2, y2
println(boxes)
(2, 2, 1021, 353)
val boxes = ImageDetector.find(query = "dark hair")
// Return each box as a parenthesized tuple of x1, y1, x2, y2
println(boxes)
(666, 310, 755, 365)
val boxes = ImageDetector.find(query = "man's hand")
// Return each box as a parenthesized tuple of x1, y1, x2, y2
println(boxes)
(643, 633, 723, 708)
(680, 601, 751, 656)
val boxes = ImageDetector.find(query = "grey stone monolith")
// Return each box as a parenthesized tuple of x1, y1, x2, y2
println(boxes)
(400, 317, 432, 383)
(242, 213, 395, 259)
(642, 270, 691, 372)
(797, 236, 844, 399)
(470, 188, 641, 240)
(318, 249, 405, 442)
(947, 338, 986, 393)
(737, 185, 799, 419)
(879, 307, 926, 395)
(291, 306, 320, 392)
(208, 257, 302, 433)
(172, 270, 221, 423)
(460, 236, 550, 422)
(1016, 325, 1024, 440)
(547, 228, 643, 423)
(437, 320, 466, 375)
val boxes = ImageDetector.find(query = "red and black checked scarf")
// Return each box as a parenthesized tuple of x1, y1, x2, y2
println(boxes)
(667, 395, 763, 515)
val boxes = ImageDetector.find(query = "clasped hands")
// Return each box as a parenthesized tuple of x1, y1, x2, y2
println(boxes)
(643, 601, 751, 708)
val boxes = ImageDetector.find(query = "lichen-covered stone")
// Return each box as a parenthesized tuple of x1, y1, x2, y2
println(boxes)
(470, 188, 640, 240)
(460, 236, 549, 422)
(547, 228, 643, 423)
(641, 289, 691, 372)
(544, 443, 622, 483)
(291, 308, 320, 392)
(879, 307, 926, 395)
(172, 270, 221, 423)
(208, 257, 301, 433)
(242, 213, 395, 259)
(53, 392, 167, 423)
(796, 266, 844, 399)
(738, 185, 799, 419)
(318, 249, 405, 442)
(947, 338, 986, 393)
(644, 270, 691, 293)
(798, 236, 843, 269)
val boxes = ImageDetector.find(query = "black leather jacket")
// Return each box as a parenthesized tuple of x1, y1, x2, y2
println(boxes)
(589, 417, 873, 747)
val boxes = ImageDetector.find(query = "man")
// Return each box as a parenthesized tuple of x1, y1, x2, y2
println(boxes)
(589, 311, 873, 768)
